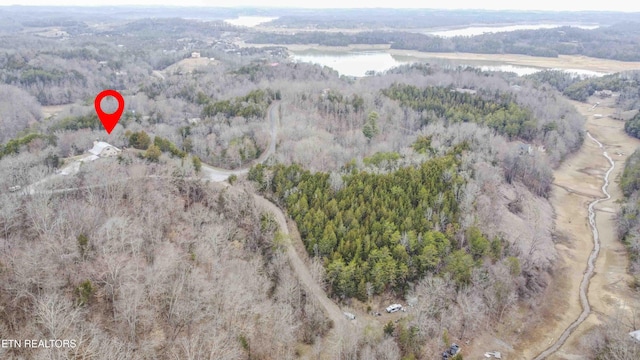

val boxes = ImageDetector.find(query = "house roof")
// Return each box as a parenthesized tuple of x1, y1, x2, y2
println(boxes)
(89, 141, 120, 156)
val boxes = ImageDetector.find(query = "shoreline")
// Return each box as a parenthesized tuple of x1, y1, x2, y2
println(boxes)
(240, 41, 640, 73)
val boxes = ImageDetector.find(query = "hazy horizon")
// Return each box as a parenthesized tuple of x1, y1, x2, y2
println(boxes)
(3, 1, 640, 12)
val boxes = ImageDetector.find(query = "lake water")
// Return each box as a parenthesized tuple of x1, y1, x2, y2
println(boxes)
(292, 51, 403, 77)
(224, 16, 278, 27)
(290, 50, 609, 78)
(427, 23, 600, 37)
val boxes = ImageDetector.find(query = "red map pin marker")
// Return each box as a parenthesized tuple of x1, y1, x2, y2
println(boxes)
(94, 89, 125, 134)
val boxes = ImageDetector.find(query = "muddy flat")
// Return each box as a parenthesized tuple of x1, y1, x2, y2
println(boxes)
(462, 96, 640, 359)
(386, 51, 640, 73)
(521, 97, 640, 359)
(552, 100, 640, 358)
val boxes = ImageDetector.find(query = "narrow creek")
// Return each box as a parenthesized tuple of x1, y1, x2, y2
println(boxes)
(533, 131, 615, 359)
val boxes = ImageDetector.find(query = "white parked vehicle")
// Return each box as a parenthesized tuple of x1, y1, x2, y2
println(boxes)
(343, 312, 356, 320)
(386, 304, 403, 313)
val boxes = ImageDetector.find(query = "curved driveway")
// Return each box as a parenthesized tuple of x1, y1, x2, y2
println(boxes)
(25, 99, 349, 358)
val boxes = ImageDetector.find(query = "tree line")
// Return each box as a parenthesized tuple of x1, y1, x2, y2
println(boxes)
(201, 88, 279, 120)
(625, 112, 640, 139)
(382, 83, 556, 196)
(264, 9, 636, 30)
(247, 22, 640, 61)
(528, 70, 640, 103)
(618, 148, 640, 281)
(383, 83, 534, 140)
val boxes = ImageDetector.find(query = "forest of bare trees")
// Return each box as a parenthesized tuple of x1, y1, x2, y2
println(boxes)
(0, 156, 332, 359)
(0, 8, 606, 359)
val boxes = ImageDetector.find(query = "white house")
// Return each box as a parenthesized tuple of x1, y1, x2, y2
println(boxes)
(191, 52, 201, 58)
(89, 141, 121, 157)
(517, 143, 533, 156)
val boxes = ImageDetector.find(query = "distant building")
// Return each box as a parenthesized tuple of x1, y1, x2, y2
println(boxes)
(89, 141, 121, 158)
(191, 52, 201, 58)
(595, 89, 613, 98)
(453, 87, 477, 95)
(517, 143, 533, 156)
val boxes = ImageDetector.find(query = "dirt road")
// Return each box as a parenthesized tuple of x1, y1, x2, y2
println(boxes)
(201, 100, 351, 358)
(253, 195, 348, 358)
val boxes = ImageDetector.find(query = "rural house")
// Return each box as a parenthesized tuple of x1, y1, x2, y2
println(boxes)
(89, 141, 121, 158)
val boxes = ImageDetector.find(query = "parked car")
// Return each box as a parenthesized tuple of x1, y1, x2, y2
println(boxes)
(442, 343, 461, 359)
(343, 312, 356, 320)
(385, 304, 403, 313)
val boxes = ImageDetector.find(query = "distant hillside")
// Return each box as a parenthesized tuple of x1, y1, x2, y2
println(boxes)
(248, 22, 640, 62)
(264, 9, 639, 29)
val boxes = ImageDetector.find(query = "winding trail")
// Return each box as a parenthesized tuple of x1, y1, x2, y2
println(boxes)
(200, 101, 348, 354)
(243, 102, 347, 358)
(533, 131, 615, 360)
(252, 195, 347, 357)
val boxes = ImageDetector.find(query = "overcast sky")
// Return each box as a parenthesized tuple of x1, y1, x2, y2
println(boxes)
(3, 1, 640, 12)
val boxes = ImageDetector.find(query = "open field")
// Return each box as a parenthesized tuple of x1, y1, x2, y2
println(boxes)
(388, 51, 640, 73)
(41, 104, 69, 119)
(162, 57, 218, 75)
